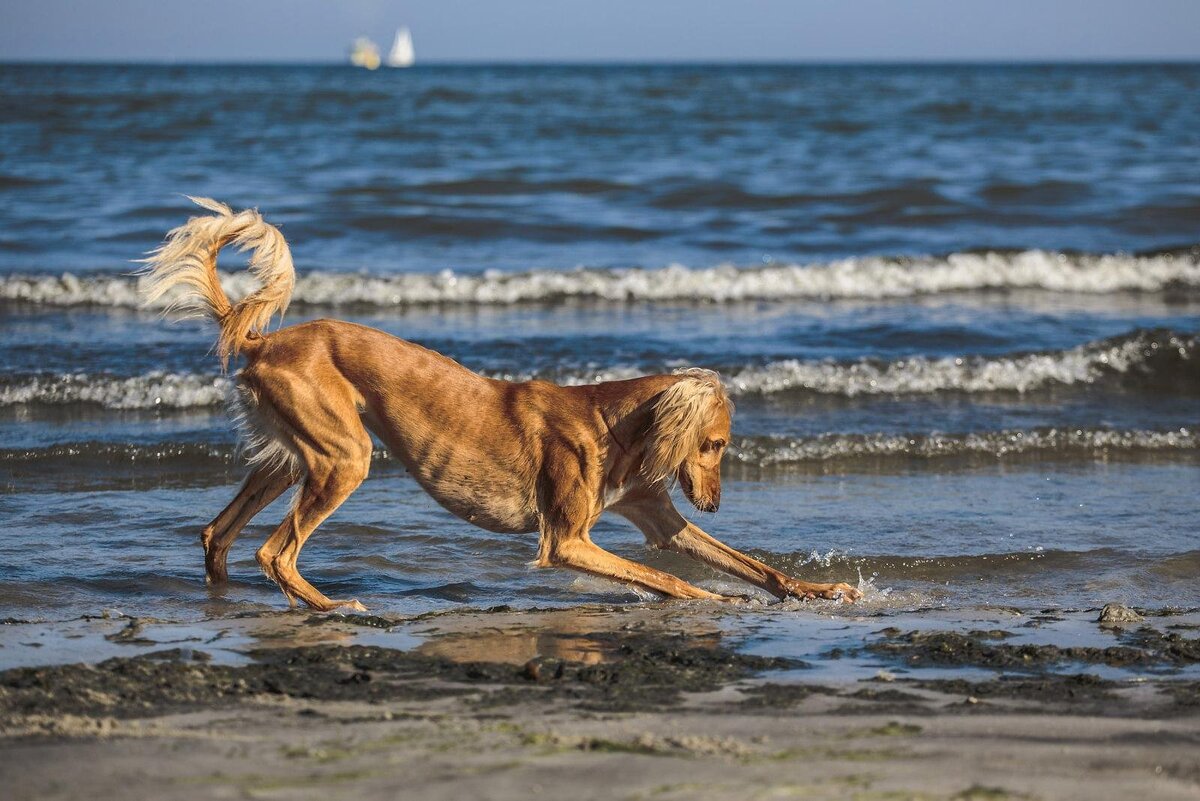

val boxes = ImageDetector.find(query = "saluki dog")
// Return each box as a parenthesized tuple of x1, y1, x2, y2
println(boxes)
(141, 198, 861, 611)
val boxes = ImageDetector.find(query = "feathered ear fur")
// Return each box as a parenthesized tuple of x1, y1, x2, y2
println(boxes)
(641, 368, 732, 484)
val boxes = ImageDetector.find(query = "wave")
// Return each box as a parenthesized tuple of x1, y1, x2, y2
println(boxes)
(725, 328, 1199, 397)
(0, 371, 228, 410)
(5, 427, 1196, 473)
(2, 330, 1192, 410)
(2, 249, 1199, 308)
(730, 427, 1200, 469)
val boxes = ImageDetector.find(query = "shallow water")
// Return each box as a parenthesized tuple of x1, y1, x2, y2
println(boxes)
(0, 63, 1197, 622)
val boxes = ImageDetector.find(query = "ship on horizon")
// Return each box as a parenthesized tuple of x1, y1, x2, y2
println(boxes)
(349, 28, 414, 70)
(386, 27, 415, 68)
(348, 37, 380, 70)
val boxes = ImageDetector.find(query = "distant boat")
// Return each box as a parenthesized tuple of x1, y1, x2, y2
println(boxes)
(386, 27, 415, 68)
(349, 37, 381, 70)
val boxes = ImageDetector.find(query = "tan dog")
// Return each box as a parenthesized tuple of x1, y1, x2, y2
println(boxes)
(141, 198, 861, 611)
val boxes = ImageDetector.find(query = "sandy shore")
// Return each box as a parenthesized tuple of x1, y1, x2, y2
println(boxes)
(2, 605, 1198, 800)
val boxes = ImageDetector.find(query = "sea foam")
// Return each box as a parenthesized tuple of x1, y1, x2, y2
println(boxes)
(731, 427, 1200, 467)
(1, 330, 1193, 409)
(2, 250, 1198, 308)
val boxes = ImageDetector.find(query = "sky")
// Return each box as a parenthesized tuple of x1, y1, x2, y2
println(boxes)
(1, 0, 1198, 63)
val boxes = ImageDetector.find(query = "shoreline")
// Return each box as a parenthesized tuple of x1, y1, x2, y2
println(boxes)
(2, 605, 1198, 800)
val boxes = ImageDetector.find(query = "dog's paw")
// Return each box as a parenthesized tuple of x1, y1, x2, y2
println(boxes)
(784, 580, 862, 603)
(826, 582, 862, 603)
(321, 598, 369, 613)
(714, 592, 757, 604)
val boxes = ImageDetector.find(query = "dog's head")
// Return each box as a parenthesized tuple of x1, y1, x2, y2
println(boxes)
(642, 369, 732, 512)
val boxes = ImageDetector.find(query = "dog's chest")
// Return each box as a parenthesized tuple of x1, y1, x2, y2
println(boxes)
(602, 484, 629, 508)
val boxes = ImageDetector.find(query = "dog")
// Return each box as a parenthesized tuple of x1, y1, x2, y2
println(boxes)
(141, 198, 862, 611)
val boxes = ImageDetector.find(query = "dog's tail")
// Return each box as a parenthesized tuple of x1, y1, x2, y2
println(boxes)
(139, 197, 295, 368)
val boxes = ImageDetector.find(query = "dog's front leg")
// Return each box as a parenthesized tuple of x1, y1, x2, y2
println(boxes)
(615, 494, 861, 602)
(533, 454, 724, 601)
(669, 520, 860, 602)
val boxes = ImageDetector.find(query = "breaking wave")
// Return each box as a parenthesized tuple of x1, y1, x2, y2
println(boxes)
(1, 329, 1193, 410)
(2, 249, 1199, 308)
(0, 371, 228, 410)
(725, 328, 1198, 397)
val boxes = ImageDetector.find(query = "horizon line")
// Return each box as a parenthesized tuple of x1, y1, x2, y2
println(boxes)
(3, 56, 1199, 67)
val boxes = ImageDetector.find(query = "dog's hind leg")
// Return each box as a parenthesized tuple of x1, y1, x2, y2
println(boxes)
(201, 466, 297, 584)
(248, 372, 373, 612)
(258, 452, 370, 612)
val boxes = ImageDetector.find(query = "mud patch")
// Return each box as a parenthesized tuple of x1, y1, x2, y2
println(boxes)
(1158, 681, 1200, 713)
(0, 645, 474, 719)
(0, 633, 795, 720)
(908, 674, 1119, 708)
(738, 683, 839, 709)
(480, 632, 798, 712)
(867, 628, 1200, 671)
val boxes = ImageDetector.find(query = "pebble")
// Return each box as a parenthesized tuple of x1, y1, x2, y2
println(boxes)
(1097, 604, 1144, 624)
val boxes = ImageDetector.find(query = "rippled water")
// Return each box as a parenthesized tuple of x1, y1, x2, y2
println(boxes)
(0, 63, 1197, 620)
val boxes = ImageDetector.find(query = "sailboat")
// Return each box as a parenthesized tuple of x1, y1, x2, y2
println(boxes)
(386, 27, 415, 68)
(349, 37, 381, 70)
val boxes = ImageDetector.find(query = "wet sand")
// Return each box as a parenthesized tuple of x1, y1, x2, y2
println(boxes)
(2, 605, 1199, 800)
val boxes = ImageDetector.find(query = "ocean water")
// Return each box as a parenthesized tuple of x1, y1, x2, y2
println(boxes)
(0, 63, 1197, 621)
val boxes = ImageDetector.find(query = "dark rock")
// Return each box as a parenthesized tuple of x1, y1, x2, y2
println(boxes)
(1098, 604, 1144, 624)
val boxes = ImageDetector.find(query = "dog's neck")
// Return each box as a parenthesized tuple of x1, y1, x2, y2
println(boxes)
(595, 375, 678, 488)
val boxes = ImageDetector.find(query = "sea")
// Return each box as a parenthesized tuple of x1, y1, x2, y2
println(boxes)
(0, 63, 1197, 623)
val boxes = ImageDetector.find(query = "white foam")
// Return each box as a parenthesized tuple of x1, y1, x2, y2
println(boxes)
(3, 250, 1198, 308)
(0, 371, 229, 410)
(2, 330, 1191, 410)
(732, 427, 1200, 466)
(726, 329, 1193, 396)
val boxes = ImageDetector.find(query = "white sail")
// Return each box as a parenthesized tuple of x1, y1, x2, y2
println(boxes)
(387, 27, 415, 68)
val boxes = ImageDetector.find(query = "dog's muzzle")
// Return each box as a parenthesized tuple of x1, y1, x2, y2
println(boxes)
(680, 471, 719, 512)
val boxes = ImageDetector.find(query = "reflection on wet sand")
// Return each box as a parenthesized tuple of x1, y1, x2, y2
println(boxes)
(418, 628, 611, 665)
(243, 616, 359, 652)
(410, 606, 728, 666)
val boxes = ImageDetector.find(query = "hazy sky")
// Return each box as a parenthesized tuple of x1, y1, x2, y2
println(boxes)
(2, 0, 1198, 63)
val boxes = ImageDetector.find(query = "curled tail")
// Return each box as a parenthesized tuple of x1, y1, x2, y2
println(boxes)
(139, 197, 295, 367)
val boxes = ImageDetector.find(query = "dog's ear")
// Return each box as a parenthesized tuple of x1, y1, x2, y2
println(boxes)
(642, 369, 729, 484)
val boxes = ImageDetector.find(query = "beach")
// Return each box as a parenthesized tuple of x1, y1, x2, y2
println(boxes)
(1, 62, 1198, 797)
(3, 605, 1200, 800)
